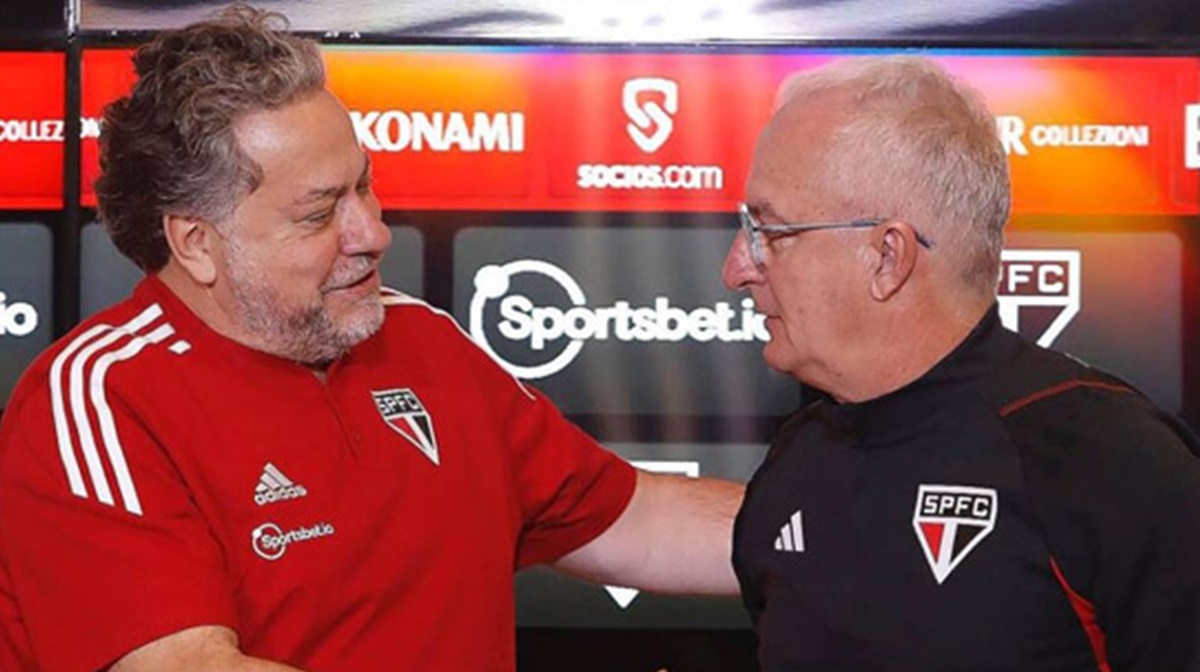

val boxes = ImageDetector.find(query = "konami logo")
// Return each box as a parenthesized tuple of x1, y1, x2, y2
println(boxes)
(349, 110, 525, 153)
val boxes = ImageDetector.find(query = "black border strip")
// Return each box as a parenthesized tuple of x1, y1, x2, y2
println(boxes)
(57, 35, 83, 339)
(74, 31, 1200, 53)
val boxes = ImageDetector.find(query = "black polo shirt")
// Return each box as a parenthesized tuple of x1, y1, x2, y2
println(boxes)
(734, 307, 1200, 671)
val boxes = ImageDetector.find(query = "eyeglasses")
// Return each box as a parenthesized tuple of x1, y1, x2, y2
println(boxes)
(737, 202, 933, 267)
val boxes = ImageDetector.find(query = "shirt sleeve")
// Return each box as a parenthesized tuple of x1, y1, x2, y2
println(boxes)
(507, 385, 637, 569)
(445, 319, 636, 569)
(0, 381, 238, 672)
(1016, 390, 1200, 671)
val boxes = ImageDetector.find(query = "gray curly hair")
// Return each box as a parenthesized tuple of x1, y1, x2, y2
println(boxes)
(95, 4, 326, 271)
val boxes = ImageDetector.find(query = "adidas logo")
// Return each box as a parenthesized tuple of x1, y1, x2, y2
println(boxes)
(773, 510, 805, 553)
(254, 463, 308, 506)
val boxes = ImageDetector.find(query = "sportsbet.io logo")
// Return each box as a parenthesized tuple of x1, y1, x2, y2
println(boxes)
(0, 291, 38, 338)
(467, 250, 1080, 381)
(469, 259, 767, 380)
(251, 521, 336, 561)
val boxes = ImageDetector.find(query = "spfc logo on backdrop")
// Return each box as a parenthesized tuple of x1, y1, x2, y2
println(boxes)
(997, 249, 1081, 348)
(372, 388, 439, 465)
(912, 485, 998, 584)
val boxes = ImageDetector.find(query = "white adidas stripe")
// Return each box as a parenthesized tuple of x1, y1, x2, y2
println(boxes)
(50, 324, 111, 499)
(263, 462, 293, 487)
(88, 322, 175, 516)
(49, 304, 171, 516)
(68, 306, 163, 509)
(258, 473, 281, 491)
(773, 510, 805, 553)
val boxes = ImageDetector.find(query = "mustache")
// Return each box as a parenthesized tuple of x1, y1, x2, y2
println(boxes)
(322, 256, 378, 292)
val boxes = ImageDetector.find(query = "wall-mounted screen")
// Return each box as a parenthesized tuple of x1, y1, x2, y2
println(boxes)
(67, 44, 1200, 636)
(76, 0, 1200, 42)
(0, 52, 65, 210)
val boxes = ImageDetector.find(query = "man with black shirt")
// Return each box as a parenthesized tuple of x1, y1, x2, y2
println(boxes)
(722, 55, 1200, 670)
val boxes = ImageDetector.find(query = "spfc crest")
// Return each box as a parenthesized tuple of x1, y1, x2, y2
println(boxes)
(912, 485, 998, 584)
(998, 249, 1081, 348)
(372, 388, 439, 465)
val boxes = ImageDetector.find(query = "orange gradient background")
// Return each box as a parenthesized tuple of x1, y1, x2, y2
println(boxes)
(29, 48, 1200, 216)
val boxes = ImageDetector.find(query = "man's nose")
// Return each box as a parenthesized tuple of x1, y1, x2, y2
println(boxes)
(722, 231, 764, 290)
(341, 194, 392, 256)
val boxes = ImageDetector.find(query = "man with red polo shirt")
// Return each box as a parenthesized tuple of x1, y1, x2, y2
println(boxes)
(0, 7, 741, 671)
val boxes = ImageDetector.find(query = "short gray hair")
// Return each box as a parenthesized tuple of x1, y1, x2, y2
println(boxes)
(778, 56, 1009, 296)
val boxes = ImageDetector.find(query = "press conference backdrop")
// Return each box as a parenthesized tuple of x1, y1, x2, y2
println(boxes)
(20, 47, 1197, 427)
(1, 2, 1200, 671)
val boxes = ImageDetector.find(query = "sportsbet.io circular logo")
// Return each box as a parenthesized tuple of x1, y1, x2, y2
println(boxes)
(251, 521, 336, 561)
(469, 259, 767, 380)
(471, 260, 590, 379)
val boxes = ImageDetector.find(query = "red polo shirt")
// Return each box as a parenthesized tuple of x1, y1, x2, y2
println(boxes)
(0, 276, 636, 671)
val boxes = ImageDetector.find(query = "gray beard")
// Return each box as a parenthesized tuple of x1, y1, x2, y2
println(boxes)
(222, 240, 384, 366)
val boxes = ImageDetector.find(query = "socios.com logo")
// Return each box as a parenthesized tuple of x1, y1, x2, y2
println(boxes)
(0, 291, 38, 338)
(575, 77, 723, 191)
(469, 259, 767, 380)
(624, 78, 677, 153)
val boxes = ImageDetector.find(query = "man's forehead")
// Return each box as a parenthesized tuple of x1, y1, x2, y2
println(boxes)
(232, 90, 354, 156)
(747, 119, 821, 191)
(747, 107, 858, 218)
(287, 151, 370, 204)
(231, 94, 365, 196)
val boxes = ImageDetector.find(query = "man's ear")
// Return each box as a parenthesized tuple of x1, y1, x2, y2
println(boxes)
(163, 213, 219, 286)
(868, 221, 919, 302)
